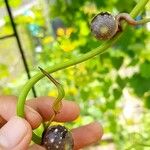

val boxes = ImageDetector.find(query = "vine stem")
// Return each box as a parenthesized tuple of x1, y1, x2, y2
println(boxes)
(17, 38, 118, 117)
(136, 18, 150, 25)
(17, 0, 150, 143)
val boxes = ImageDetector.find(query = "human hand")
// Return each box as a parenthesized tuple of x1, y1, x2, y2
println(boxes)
(0, 96, 103, 150)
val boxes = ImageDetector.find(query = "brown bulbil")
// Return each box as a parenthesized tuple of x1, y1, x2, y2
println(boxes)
(91, 12, 140, 40)
(41, 125, 74, 150)
(91, 12, 118, 40)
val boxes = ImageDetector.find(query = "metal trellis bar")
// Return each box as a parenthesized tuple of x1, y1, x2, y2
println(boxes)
(0, 34, 14, 40)
(4, 0, 37, 97)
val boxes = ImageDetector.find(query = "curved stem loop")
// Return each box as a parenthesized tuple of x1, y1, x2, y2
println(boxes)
(39, 67, 65, 115)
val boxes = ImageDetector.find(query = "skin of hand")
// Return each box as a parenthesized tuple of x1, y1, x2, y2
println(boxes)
(0, 96, 103, 150)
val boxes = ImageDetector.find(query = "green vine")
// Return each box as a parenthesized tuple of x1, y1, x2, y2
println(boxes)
(16, 0, 150, 144)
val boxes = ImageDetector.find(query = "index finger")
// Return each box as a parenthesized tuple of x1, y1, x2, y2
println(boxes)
(27, 96, 80, 122)
(0, 96, 80, 129)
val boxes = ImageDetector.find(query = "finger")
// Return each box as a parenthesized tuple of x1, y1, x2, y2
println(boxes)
(0, 96, 42, 129)
(29, 144, 45, 150)
(27, 96, 80, 122)
(0, 116, 32, 150)
(72, 122, 103, 150)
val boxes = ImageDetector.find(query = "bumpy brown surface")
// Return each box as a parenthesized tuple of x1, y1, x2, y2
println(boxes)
(41, 125, 74, 150)
(91, 12, 118, 40)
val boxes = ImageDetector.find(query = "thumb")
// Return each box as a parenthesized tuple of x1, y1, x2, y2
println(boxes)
(0, 116, 32, 150)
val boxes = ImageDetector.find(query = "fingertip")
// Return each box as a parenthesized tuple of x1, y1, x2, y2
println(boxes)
(0, 116, 32, 149)
(55, 100, 80, 121)
(72, 121, 103, 150)
(91, 121, 103, 139)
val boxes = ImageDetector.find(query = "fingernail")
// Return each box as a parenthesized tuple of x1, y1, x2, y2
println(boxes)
(25, 105, 38, 114)
(25, 105, 42, 129)
(0, 116, 28, 148)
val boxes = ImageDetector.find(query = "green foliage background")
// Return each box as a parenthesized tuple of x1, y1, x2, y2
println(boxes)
(0, 0, 150, 149)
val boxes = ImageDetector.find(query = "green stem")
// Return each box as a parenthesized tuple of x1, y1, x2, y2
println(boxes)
(17, 0, 150, 143)
(32, 132, 42, 144)
(17, 38, 117, 117)
(137, 18, 150, 25)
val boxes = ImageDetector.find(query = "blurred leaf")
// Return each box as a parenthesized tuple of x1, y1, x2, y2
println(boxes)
(129, 74, 150, 97)
(111, 57, 124, 70)
(87, 105, 102, 118)
(115, 0, 136, 12)
(144, 96, 150, 109)
(80, 89, 89, 101)
(79, 21, 89, 36)
(128, 58, 139, 66)
(9, 0, 22, 8)
(113, 88, 122, 99)
(140, 61, 150, 79)
(106, 100, 116, 109)
(0, 64, 9, 78)
(108, 113, 117, 133)
(116, 75, 126, 89)
(0, 25, 13, 37)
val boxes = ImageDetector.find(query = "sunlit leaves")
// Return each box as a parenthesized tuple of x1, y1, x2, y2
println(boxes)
(0, 0, 21, 7)
(60, 40, 76, 52)
(9, 0, 22, 8)
(140, 61, 150, 78)
(0, 24, 13, 37)
(129, 73, 150, 97)
(42, 36, 54, 44)
(111, 56, 124, 70)
(0, 64, 9, 78)
(144, 96, 150, 109)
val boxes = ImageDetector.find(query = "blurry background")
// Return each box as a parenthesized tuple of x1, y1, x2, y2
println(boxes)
(0, 0, 150, 149)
